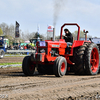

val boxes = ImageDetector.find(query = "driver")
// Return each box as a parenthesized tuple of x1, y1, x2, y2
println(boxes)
(62, 28, 73, 43)
(62, 28, 73, 53)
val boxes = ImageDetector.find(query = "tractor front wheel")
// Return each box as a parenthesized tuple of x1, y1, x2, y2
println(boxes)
(53, 56, 67, 77)
(22, 56, 35, 76)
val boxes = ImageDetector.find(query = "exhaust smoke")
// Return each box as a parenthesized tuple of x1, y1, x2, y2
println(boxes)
(53, 0, 66, 27)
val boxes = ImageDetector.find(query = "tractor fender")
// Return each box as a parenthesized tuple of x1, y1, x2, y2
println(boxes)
(72, 40, 85, 48)
(71, 41, 91, 54)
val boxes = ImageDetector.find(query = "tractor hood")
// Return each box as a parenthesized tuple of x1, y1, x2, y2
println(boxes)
(45, 39, 67, 49)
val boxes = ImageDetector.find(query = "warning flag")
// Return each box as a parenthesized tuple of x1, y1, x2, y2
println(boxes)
(15, 21, 20, 38)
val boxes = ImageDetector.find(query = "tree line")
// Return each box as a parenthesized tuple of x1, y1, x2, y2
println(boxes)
(0, 22, 46, 45)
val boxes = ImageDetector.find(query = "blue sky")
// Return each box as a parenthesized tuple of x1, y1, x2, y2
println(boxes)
(0, 0, 100, 37)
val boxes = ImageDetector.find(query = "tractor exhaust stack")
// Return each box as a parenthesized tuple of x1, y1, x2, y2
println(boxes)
(53, 28, 55, 41)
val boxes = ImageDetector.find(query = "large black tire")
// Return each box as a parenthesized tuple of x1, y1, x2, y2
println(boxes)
(0, 50, 5, 59)
(37, 64, 46, 74)
(37, 64, 53, 75)
(22, 56, 35, 76)
(84, 43, 99, 75)
(73, 43, 89, 74)
(53, 56, 67, 77)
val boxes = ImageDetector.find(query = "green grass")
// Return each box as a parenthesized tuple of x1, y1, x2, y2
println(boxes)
(0, 62, 22, 65)
(5, 55, 26, 57)
(5, 53, 27, 57)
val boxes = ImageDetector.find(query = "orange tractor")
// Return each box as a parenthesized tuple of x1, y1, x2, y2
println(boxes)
(22, 23, 100, 77)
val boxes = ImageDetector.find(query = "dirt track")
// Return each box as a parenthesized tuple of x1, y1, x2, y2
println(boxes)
(0, 56, 24, 63)
(0, 56, 100, 100)
(0, 67, 100, 100)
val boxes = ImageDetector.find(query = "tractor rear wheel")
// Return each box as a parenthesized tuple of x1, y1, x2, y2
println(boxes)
(53, 56, 67, 77)
(73, 43, 89, 74)
(22, 56, 35, 76)
(85, 43, 99, 75)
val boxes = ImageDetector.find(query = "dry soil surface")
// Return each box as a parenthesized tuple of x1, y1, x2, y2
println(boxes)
(0, 56, 24, 63)
(0, 67, 100, 100)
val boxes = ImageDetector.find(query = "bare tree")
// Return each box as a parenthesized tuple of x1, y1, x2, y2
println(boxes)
(0, 23, 8, 35)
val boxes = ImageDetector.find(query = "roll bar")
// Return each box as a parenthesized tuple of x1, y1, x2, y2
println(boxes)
(60, 23, 80, 41)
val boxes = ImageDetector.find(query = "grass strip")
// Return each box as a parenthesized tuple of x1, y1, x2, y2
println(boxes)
(0, 62, 22, 65)
(5, 55, 26, 57)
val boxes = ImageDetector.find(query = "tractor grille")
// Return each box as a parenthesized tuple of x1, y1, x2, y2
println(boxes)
(38, 48, 47, 54)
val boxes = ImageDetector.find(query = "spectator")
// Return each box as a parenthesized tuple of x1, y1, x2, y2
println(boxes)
(18, 44, 21, 49)
(24, 45, 27, 50)
(20, 46, 23, 50)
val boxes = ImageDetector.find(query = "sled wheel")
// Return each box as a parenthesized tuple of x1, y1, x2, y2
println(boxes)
(0, 50, 5, 59)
